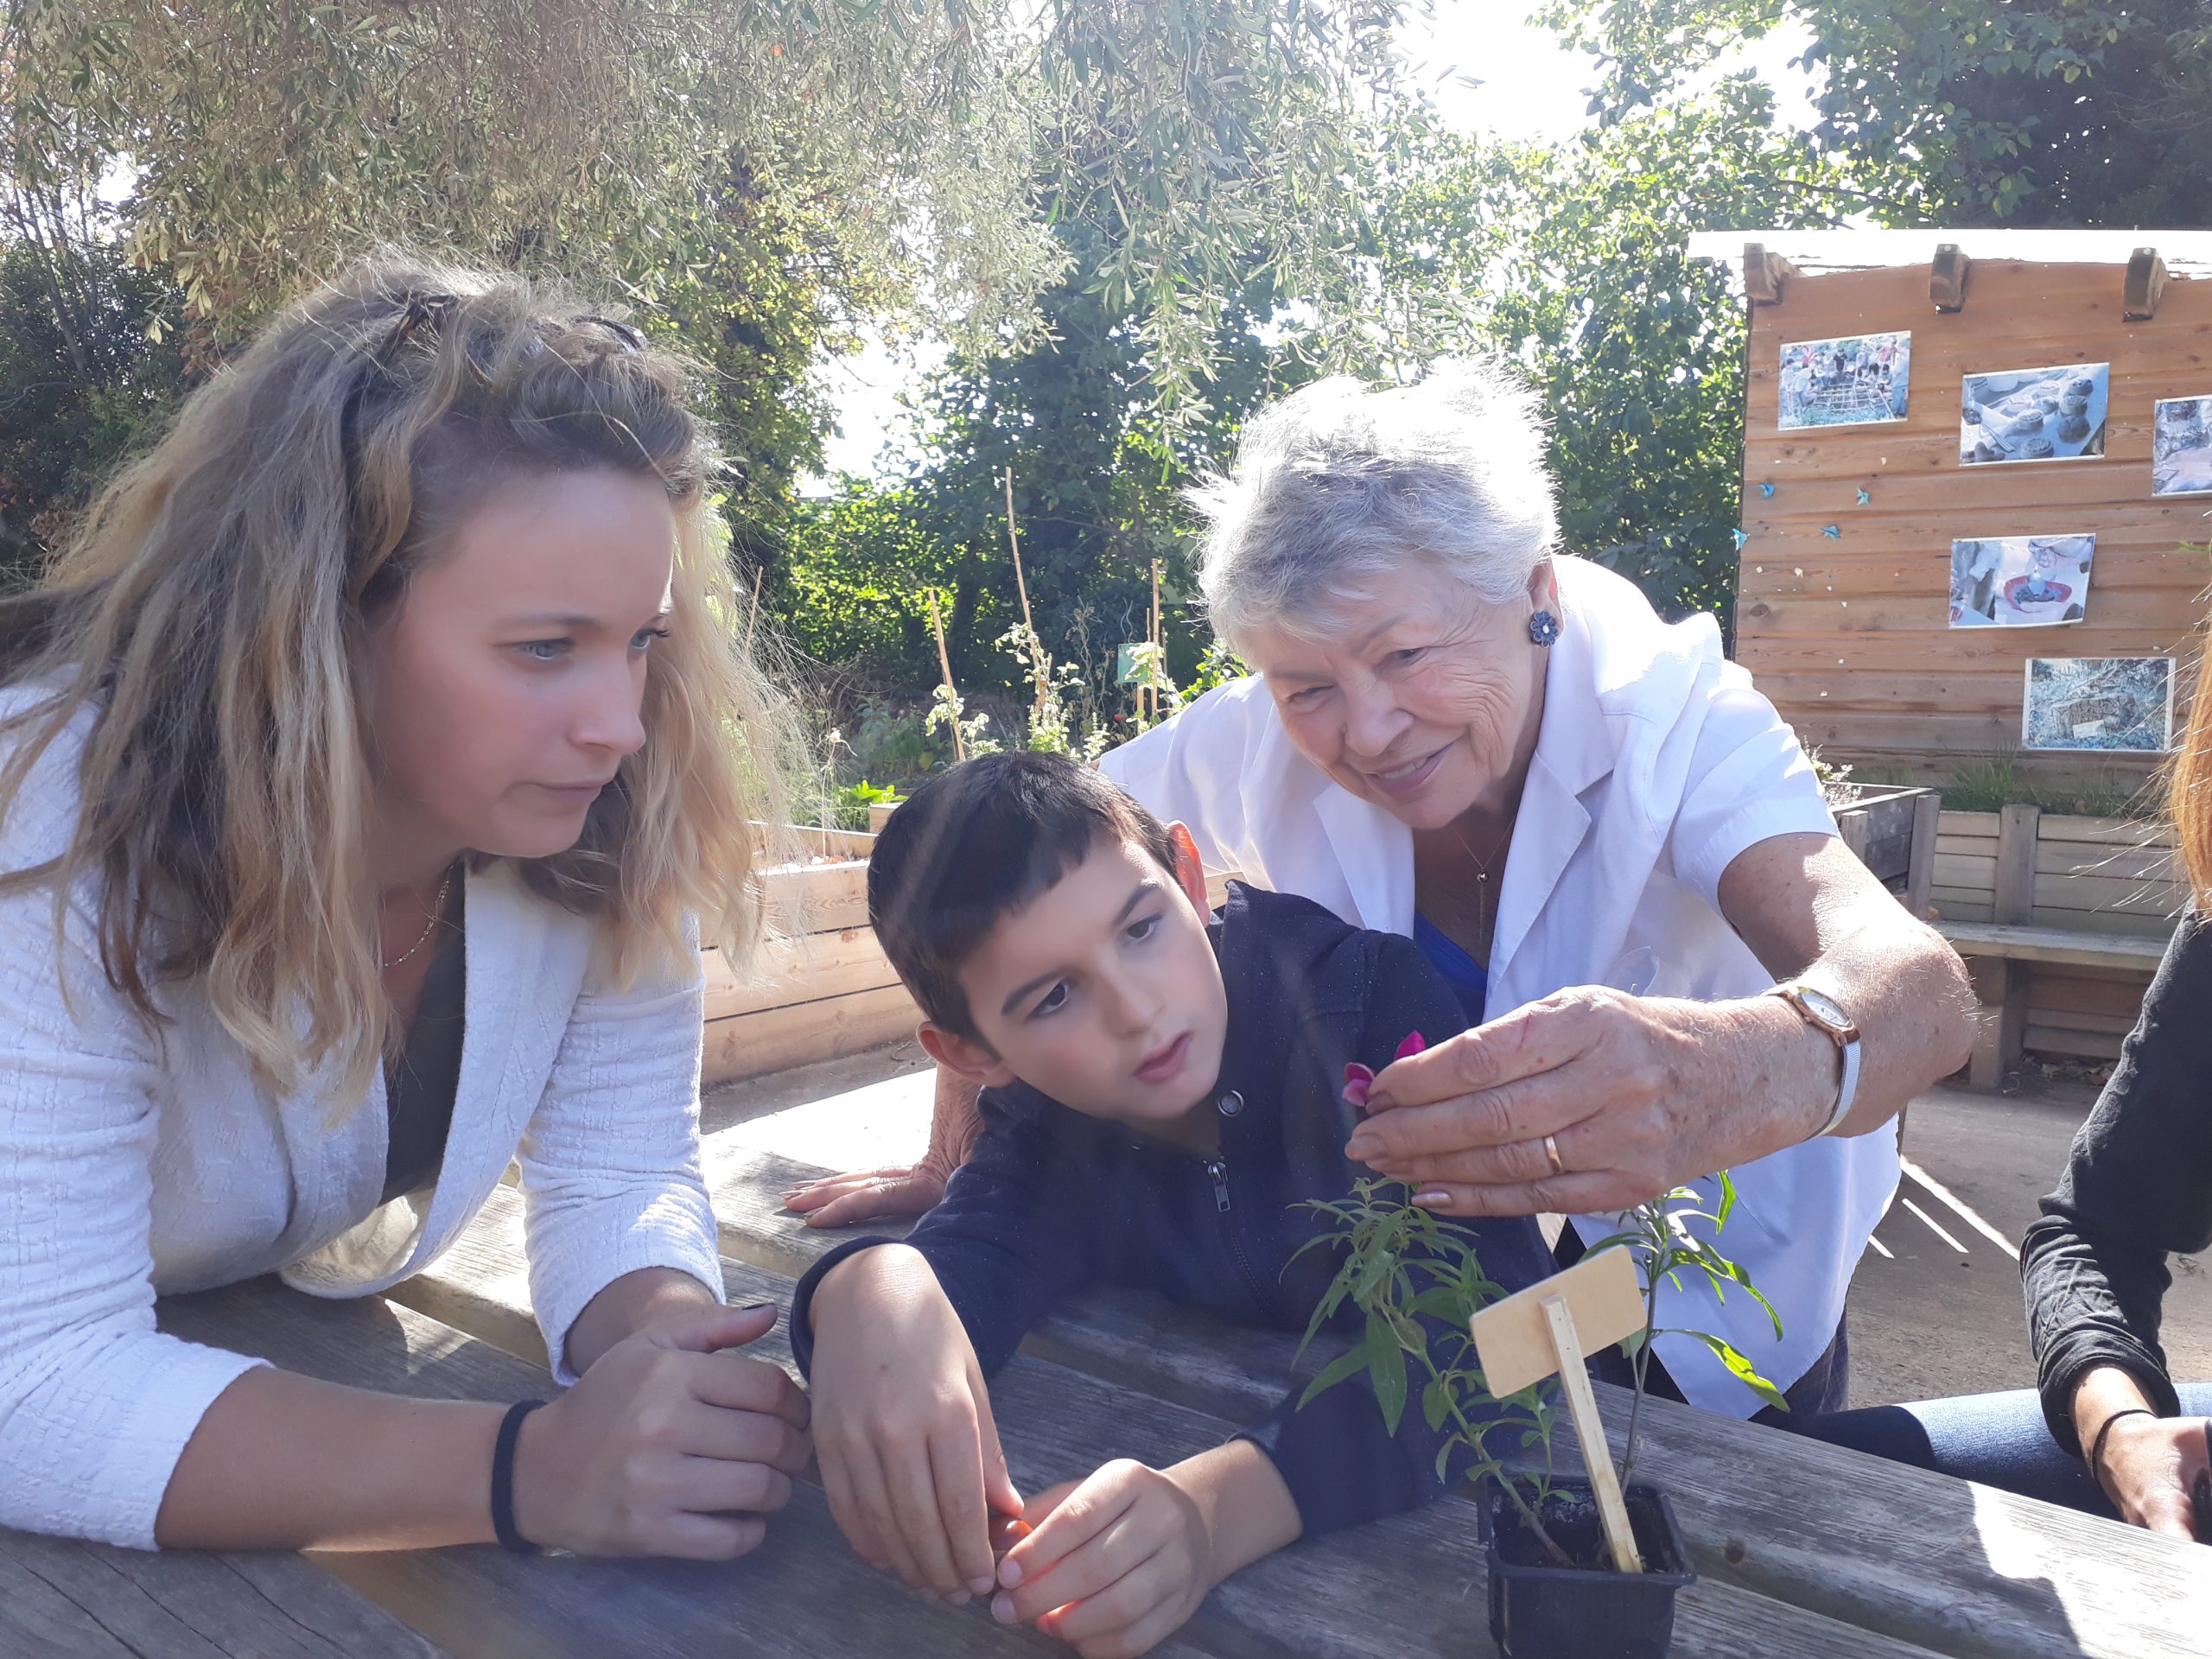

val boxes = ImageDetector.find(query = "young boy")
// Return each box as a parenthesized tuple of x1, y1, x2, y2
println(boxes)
(791, 752, 1551, 1655)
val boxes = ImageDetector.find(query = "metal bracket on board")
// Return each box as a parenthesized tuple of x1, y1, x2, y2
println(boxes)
(1929, 243, 1970, 312)
(2124, 248, 2168, 321)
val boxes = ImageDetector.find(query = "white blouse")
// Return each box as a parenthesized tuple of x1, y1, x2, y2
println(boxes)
(0, 695, 723, 1548)
(1103, 555, 1897, 1418)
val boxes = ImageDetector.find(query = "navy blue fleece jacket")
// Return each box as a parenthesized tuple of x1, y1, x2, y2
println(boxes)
(790, 882, 1554, 1536)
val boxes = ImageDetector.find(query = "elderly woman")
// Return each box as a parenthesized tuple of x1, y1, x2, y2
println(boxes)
(793, 365, 1975, 1423)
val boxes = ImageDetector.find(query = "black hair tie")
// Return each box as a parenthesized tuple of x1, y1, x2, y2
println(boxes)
(491, 1397, 549, 1554)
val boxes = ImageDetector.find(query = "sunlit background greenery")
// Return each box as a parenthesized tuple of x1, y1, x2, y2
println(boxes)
(6, 0, 2206, 817)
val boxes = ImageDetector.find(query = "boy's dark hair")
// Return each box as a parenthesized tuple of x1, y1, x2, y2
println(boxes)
(868, 751, 1181, 1042)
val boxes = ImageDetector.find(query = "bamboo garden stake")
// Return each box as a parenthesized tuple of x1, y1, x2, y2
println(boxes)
(1468, 1245, 1648, 1574)
(1004, 468, 1045, 720)
(925, 588, 965, 764)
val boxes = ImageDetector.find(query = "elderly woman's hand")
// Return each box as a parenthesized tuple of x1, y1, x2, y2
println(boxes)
(1341, 986, 1837, 1216)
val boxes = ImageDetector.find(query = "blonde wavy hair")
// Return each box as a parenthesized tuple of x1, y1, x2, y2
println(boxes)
(2173, 640, 2212, 911)
(0, 254, 785, 1099)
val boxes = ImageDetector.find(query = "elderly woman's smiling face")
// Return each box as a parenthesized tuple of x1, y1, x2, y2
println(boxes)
(1236, 556, 1554, 831)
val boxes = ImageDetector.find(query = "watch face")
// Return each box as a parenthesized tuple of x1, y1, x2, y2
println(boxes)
(1797, 987, 1850, 1031)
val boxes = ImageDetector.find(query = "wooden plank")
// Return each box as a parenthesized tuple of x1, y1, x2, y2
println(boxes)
(1937, 921, 2170, 970)
(0, 1529, 446, 1659)
(704, 927, 899, 1021)
(758, 862, 870, 934)
(1994, 805, 2040, 926)
(2037, 814, 2177, 848)
(1904, 790, 1941, 917)
(2031, 872, 2183, 917)
(2031, 908, 2180, 941)
(1941, 810, 2001, 837)
(702, 983, 918, 1085)
(2024, 1022, 2128, 1061)
(1934, 852, 1997, 889)
(697, 1149, 2205, 1658)
(2032, 842, 2177, 881)
(1928, 895, 1995, 924)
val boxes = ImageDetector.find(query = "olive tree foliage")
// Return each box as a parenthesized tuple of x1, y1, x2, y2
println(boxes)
(3, 0, 1423, 438)
(1547, 0, 2212, 226)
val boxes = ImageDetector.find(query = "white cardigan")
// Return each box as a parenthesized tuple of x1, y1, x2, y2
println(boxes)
(0, 698, 724, 1549)
(1103, 556, 1898, 1417)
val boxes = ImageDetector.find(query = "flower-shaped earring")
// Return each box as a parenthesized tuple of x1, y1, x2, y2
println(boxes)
(1528, 609, 1560, 647)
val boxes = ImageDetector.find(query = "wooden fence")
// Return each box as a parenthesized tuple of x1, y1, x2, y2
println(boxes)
(1932, 807, 2182, 1061)
(1732, 257, 2212, 797)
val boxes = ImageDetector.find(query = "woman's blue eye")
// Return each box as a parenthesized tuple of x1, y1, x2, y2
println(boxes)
(632, 625, 673, 651)
(519, 639, 569, 662)
(1030, 983, 1070, 1019)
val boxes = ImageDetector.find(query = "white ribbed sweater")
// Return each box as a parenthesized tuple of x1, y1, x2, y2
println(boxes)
(0, 698, 723, 1548)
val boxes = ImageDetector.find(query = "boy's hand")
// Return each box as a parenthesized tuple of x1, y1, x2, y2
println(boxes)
(809, 1245, 1021, 1600)
(992, 1442, 1301, 1658)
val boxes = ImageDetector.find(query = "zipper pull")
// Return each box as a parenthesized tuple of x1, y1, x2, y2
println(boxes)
(1205, 1158, 1231, 1213)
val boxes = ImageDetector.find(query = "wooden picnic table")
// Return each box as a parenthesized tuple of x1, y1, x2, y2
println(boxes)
(10, 1145, 2206, 1658)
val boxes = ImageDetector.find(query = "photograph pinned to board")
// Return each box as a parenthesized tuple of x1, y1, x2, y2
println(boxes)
(2152, 396, 2212, 496)
(1949, 534, 2095, 628)
(2022, 657, 2175, 753)
(1960, 362, 2108, 464)
(1777, 331, 1910, 429)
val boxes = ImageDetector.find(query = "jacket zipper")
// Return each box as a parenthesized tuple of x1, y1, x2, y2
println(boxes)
(1198, 1152, 1275, 1313)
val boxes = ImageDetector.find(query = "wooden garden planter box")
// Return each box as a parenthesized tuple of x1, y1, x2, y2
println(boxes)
(1831, 784, 1941, 918)
(700, 826, 914, 1086)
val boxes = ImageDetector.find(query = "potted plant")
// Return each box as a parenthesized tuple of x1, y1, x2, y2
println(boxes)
(1296, 1157, 1783, 1659)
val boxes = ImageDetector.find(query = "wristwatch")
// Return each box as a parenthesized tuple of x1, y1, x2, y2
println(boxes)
(1767, 982, 1861, 1138)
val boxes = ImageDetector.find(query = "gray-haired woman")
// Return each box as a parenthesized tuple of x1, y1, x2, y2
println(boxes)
(792, 363, 1974, 1424)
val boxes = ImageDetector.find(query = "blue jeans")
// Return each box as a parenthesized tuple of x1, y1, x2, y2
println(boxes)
(1791, 1382, 2212, 1519)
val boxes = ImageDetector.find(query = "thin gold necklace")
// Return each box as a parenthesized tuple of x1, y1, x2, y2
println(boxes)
(380, 866, 456, 970)
(1448, 818, 1503, 942)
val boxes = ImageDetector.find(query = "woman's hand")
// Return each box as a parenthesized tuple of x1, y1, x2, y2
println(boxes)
(809, 1244, 1023, 1601)
(511, 1302, 811, 1559)
(2096, 1413, 2212, 1540)
(782, 1154, 954, 1229)
(782, 1067, 982, 1228)
(1341, 988, 1836, 1216)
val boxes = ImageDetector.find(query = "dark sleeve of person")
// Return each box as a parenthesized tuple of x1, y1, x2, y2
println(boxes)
(791, 1095, 1104, 1380)
(2022, 912, 2212, 1452)
(1241, 928, 1551, 1536)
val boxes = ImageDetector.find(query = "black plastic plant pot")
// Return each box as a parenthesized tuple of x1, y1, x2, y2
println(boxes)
(1484, 1479, 1697, 1659)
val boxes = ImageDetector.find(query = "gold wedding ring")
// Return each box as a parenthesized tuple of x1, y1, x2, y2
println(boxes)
(1542, 1133, 1566, 1176)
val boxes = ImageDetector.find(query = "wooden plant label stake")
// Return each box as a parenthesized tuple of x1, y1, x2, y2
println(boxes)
(1469, 1245, 1645, 1574)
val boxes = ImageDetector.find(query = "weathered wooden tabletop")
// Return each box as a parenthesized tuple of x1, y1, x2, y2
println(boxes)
(13, 1147, 2205, 1659)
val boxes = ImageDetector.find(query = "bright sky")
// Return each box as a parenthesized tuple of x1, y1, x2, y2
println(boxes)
(811, 3, 1820, 483)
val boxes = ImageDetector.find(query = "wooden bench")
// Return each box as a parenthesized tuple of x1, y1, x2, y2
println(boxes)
(1936, 804, 2182, 1088)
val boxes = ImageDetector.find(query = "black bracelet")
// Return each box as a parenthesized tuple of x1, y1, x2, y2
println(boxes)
(491, 1398, 549, 1554)
(2087, 1407, 2156, 1488)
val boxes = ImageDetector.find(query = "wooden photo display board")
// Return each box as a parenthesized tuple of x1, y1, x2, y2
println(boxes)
(1733, 257, 2212, 794)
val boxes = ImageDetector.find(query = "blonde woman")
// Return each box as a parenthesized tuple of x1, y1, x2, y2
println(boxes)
(0, 258, 809, 1559)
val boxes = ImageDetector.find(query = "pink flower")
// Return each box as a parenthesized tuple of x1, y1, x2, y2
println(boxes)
(1342, 1032, 1425, 1109)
